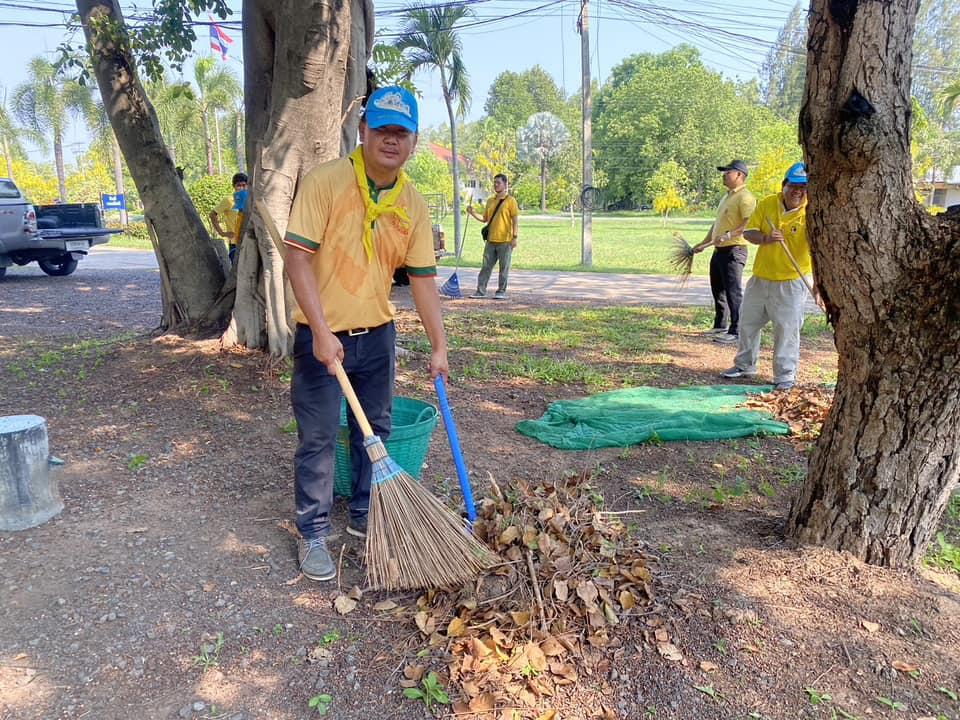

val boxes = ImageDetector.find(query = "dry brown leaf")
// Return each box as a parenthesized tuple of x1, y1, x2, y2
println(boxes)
(892, 660, 920, 673)
(506, 545, 523, 562)
(447, 617, 467, 638)
(522, 525, 538, 547)
(656, 642, 683, 662)
(373, 600, 397, 611)
(462, 680, 482, 697)
(333, 595, 357, 615)
(510, 611, 531, 627)
(525, 643, 548, 672)
(536, 710, 557, 720)
(490, 625, 511, 648)
(603, 603, 620, 625)
(699, 660, 719, 672)
(347, 585, 362, 601)
(468, 693, 496, 712)
(860, 619, 880, 633)
(540, 637, 566, 657)
(553, 579, 569, 602)
(654, 628, 670, 644)
(453, 700, 471, 714)
(399, 678, 418, 688)
(576, 580, 599, 606)
(403, 664, 425, 681)
(499, 525, 520, 545)
(538, 508, 555, 522)
(414, 611, 436, 636)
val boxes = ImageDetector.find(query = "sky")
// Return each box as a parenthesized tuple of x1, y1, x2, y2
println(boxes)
(0, 0, 797, 167)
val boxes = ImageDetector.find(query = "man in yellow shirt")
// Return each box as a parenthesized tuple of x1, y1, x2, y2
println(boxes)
(692, 160, 757, 344)
(283, 86, 449, 582)
(210, 172, 247, 262)
(721, 163, 816, 391)
(467, 173, 520, 299)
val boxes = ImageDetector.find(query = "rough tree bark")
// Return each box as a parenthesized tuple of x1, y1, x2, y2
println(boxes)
(77, 0, 228, 329)
(222, 0, 373, 356)
(788, 0, 960, 566)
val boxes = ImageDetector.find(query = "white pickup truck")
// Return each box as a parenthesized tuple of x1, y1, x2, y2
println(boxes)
(0, 177, 119, 278)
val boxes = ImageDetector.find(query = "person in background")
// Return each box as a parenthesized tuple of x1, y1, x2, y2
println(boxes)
(467, 173, 520, 300)
(721, 162, 817, 392)
(210, 172, 248, 262)
(691, 160, 756, 345)
(282, 86, 448, 583)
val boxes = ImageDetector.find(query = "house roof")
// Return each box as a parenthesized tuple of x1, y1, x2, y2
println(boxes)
(427, 142, 470, 168)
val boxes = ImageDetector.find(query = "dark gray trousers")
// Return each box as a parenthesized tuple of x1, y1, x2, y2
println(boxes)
(291, 322, 395, 539)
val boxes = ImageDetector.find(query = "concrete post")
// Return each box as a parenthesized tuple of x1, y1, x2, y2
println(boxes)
(0, 415, 64, 531)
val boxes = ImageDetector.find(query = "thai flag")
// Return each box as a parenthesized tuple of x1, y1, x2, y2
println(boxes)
(209, 19, 233, 60)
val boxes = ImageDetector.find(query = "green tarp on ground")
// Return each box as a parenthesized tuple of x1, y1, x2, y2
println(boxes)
(515, 385, 790, 450)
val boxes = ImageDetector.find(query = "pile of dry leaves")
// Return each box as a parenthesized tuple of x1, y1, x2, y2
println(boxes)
(393, 474, 656, 718)
(744, 384, 834, 443)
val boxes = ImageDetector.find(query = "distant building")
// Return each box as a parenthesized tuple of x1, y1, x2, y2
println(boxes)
(426, 143, 485, 202)
(919, 166, 960, 208)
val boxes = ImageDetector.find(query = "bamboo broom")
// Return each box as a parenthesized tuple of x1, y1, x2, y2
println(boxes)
(256, 198, 496, 589)
(333, 362, 496, 590)
(668, 231, 696, 285)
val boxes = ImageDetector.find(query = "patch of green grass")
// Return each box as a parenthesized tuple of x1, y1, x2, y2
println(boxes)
(192, 632, 224, 671)
(403, 671, 449, 711)
(925, 532, 960, 575)
(127, 454, 149, 471)
(308, 693, 333, 715)
(280, 419, 298, 434)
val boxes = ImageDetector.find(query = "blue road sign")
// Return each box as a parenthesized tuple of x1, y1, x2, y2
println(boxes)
(101, 193, 126, 211)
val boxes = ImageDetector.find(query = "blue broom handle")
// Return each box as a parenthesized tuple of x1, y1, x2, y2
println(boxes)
(434, 376, 477, 523)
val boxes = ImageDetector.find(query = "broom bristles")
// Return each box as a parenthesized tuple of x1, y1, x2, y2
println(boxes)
(364, 438, 496, 591)
(668, 231, 695, 286)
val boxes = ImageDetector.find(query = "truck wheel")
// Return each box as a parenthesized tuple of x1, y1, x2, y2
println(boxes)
(38, 255, 79, 277)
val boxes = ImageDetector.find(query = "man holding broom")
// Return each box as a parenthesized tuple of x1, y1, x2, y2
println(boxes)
(691, 160, 756, 344)
(721, 162, 817, 392)
(282, 86, 449, 582)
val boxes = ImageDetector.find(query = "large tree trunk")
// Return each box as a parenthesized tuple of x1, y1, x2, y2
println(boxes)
(77, 0, 229, 329)
(53, 131, 67, 202)
(788, 0, 960, 567)
(111, 134, 127, 226)
(223, 0, 373, 356)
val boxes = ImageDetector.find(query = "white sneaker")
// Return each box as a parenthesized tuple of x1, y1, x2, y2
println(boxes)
(703, 327, 727, 335)
(720, 367, 757, 379)
(713, 333, 739, 344)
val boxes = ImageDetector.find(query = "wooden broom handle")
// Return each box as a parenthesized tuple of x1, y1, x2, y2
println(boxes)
(333, 361, 375, 439)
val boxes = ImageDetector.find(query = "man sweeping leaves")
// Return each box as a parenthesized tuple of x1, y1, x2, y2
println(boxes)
(283, 87, 449, 582)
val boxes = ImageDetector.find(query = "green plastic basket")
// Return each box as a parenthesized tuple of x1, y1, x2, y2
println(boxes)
(334, 396, 439, 497)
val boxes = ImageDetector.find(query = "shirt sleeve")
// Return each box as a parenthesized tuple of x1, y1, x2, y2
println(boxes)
(739, 192, 758, 223)
(403, 196, 438, 276)
(284, 171, 326, 253)
(746, 197, 769, 232)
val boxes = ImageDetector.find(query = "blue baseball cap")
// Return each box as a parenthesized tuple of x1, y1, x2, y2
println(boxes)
(364, 86, 419, 133)
(784, 162, 808, 184)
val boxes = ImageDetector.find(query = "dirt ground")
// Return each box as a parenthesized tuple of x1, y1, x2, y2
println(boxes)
(0, 268, 958, 720)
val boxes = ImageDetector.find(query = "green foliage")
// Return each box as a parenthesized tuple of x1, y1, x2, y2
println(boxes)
(594, 46, 798, 208)
(188, 174, 234, 226)
(406, 147, 453, 200)
(192, 632, 225, 671)
(484, 66, 567, 129)
(6, 159, 59, 204)
(308, 694, 333, 715)
(646, 160, 689, 218)
(926, 532, 960, 575)
(759, 3, 806, 122)
(402, 671, 449, 710)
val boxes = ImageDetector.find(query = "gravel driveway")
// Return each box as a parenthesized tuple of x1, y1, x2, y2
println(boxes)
(0, 267, 162, 340)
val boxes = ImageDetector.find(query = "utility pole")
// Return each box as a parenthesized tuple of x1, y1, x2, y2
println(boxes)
(578, 0, 593, 266)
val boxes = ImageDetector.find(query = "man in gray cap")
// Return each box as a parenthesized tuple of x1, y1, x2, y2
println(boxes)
(691, 160, 757, 344)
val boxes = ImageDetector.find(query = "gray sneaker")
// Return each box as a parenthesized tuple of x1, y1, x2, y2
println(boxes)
(493, 291, 507, 300)
(774, 381, 795, 392)
(469, 291, 486, 298)
(713, 333, 739, 344)
(298, 536, 335, 581)
(347, 516, 367, 538)
(720, 367, 757, 379)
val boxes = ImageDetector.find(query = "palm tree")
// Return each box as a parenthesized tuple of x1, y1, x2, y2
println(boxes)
(394, 4, 472, 254)
(517, 112, 571, 212)
(146, 77, 198, 169)
(192, 57, 242, 175)
(12, 57, 95, 202)
(937, 76, 960, 118)
(0, 87, 32, 181)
